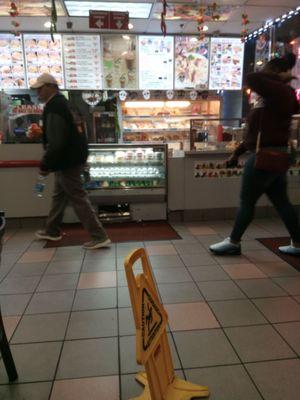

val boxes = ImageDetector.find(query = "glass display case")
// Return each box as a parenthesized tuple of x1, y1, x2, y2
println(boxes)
(86, 144, 167, 191)
(121, 98, 220, 151)
(190, 118, 244, 151)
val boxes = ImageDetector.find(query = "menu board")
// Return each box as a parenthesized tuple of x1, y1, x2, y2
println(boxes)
(139, 36, 174, 90)
(0, 34, 26, 89)
(175, 36, 209, 89)
(63, 35, 102, 90)
(102, 35, 137, 90)
(23, 34, 64, 88)
(209, 38, 244, 90)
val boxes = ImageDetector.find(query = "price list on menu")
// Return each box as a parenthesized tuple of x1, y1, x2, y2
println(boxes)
(139, 36, 174, 90)
(63, 35, 102, 90)
(209, 37, 244, 90)
(24, 34, 64, 88)
(0, 34, 26, 89)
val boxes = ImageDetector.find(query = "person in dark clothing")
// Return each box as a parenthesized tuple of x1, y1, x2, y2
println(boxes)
(210, 55, 300, 256)
(31, 73, 110, 250)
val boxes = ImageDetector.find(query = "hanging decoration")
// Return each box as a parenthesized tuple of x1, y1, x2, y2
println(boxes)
(241, 13, 250, 43)
(50, 0, 58, 42)
(160, 0, 168, 36)
(209, 2, 221, 21)
(197, 7, 206, 41)
(9, 2, 20, 36)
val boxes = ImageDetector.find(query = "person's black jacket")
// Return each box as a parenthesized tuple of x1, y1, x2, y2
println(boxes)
(40, 93, 88, 171)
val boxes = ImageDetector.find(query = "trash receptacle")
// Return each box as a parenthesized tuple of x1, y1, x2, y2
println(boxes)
(0, 210, 18, 381)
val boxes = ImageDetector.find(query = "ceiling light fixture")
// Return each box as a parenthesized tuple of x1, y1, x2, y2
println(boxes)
(128, 23, 133, 30)
(122, 35, 130, 40)
(44, 21, 52, 28)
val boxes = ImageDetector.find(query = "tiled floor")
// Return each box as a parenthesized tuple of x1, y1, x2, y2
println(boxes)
(0, 218, 300, 400)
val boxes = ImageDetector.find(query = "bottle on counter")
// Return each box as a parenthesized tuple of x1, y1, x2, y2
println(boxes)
(34, 175, 46, 198)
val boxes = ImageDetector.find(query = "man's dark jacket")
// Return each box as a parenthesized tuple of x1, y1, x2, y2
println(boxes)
(41, 93, 88, 171)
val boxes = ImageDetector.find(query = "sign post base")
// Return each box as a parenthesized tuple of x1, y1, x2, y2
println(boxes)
(130, 372, 209, 400)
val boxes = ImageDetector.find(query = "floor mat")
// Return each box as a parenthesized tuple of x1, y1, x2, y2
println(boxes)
(257, 237, 300, 272)
(44, 220, 181, 247)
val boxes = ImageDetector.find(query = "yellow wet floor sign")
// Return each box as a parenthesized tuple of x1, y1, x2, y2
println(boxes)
(124, 248, 210, 400)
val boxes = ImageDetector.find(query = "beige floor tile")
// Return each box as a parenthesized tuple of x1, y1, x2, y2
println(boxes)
(144, 244, 177, 256)
(77, 271, 117, 289)
(50, 376, 119, 400)
(165, 302, 219, 331)
(187, 226, 217, 235)
(222, 263, 267, 280)
(3, 316, 21, 340)
(18, 249, 55, 263)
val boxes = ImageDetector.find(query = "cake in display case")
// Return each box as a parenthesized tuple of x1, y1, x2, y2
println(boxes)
(86, 144, 167, 191)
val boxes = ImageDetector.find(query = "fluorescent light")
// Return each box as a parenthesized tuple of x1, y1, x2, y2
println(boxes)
(124, 101, 164, 108)
(165, 101, 191, 108)
(64, 1, 152, 18)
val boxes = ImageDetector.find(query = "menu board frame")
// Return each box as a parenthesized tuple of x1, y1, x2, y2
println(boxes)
(209, 37, 244, 91)
(63, 34, 102, 90)
(23, 33, 65, 89)
(0, 34, 26, 90)
(138, 35, 174, 90)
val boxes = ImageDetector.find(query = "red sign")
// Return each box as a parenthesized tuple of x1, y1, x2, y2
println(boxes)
(89, 10, 109, 29)
(89, 10, 128, 30)
(110, 11, 129, 30)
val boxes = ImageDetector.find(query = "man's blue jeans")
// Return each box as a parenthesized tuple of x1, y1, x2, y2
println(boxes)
(230, 153, 300, 242)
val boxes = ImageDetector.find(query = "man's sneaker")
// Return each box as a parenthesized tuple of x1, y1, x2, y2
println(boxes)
(278, 242, 300, 256)
(83, 238, 111, 250)
(35, 230, 62, 241)
(209, 237, 241, 255)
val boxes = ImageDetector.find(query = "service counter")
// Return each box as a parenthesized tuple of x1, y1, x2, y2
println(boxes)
(1, 144, 300, 222)
(168, 150, 300, 221)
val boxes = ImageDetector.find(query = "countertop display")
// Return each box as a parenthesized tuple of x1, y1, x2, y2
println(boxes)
(175, 36, 209, 90)
(102, 35, 137, 90)
(63, 35, 102, 90)
(86, 144, 166, 190)
(23, 34, 64, 88)
(138, 36, 174, 90)
(0, 34, 26, 89)
(209, 37, 244, 90)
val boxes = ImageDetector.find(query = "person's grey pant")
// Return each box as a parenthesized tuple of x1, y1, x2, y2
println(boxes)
(45, 165, 107, 241)
(230, 153, 300, 243)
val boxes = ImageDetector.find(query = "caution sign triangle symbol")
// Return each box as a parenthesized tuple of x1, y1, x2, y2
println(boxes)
(142, 287, 163, 351)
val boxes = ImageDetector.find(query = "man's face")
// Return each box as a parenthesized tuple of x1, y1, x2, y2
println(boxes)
(37, 84, 55, 103)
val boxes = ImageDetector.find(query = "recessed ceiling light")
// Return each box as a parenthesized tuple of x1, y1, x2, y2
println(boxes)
(64, 1, 152, 18)
(44, 21, 52, 28)
(128, 23, 133, 30)
(203, 25, 208, 32)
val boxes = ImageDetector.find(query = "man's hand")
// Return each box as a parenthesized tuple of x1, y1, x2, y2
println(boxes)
(39, 169, 50, 176)
(226, 154, 239, 168)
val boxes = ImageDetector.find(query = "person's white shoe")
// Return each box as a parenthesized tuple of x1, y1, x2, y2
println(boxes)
(35, 230, 62, 241)
(209, 237, 241, 255)
(83, 238, 111, 250)
(278, 242, 300, 256)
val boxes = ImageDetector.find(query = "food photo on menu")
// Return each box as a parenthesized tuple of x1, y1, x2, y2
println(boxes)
(175, 36, 209, 89)
(24, 34, 64, 88)
(209, 38, 244, 90)
(0, 35, 26, 89)
(103, 35, 137, 90)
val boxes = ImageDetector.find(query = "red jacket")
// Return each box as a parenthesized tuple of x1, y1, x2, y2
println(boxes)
(234, 72, 299, 157)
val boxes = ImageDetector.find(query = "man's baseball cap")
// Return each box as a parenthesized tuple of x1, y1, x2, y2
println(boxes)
(30, 73, 58, 89)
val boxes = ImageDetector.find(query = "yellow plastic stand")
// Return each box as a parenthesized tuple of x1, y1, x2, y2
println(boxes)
(124, 248, 210, 400)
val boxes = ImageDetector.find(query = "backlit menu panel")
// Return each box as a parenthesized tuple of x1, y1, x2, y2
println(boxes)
(63, 35, 102, 90)
(209, 37, 244, 90)
(139, 36, 174, 90)
(24, 34, 64, 88)
(0, 34, 26, 89)
(175, 36, 209, 89)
